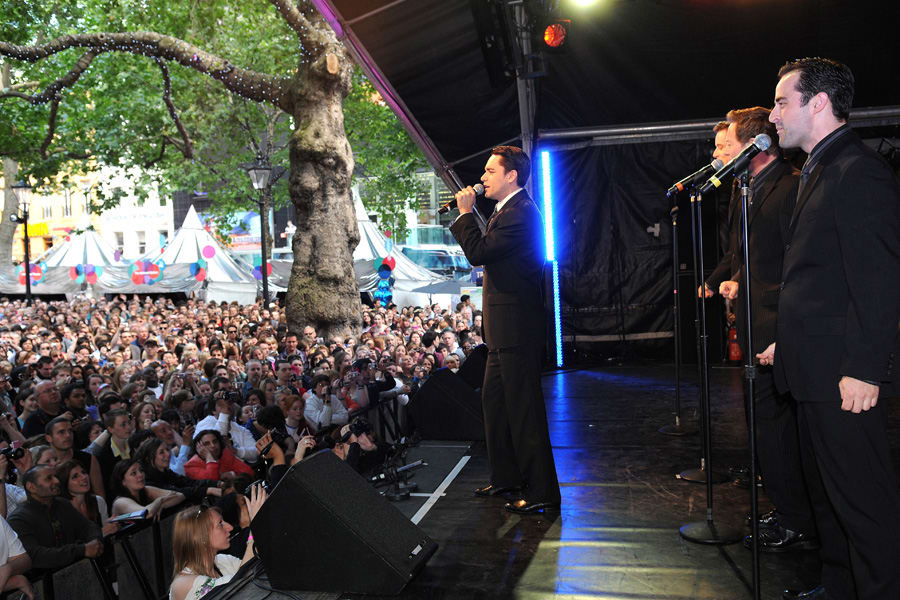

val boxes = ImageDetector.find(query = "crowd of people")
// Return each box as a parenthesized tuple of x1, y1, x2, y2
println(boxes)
(0, 293, 484, 599)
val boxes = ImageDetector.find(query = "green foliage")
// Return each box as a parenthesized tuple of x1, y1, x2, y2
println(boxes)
(344, 68, 427, 241)
(2, 1, 428, 238)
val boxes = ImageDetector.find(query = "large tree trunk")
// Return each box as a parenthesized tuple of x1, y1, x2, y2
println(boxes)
(0, 63, 20, 263)
(285, 52, 362, 340)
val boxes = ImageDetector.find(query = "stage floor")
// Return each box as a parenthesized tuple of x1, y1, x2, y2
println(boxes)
(346, 362, 900, 600)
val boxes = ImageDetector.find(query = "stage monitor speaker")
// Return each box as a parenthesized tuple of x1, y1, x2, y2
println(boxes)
(457, 343, 488, 389)
(251, 451, 438, 595)
(409, 368, 485, 441)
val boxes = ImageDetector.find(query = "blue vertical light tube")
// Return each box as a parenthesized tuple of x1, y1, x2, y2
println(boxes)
(541, 151, 564, 368)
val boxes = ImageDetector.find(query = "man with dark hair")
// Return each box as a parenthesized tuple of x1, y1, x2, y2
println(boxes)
(706, 107, 816, 553)
(7, 465, 103, 570)
(450, 145, 560, 514)
(280, 332, 300, 359)
(45, 417, 105, 499)
(757, 57, 900, 600)
(21, 380, 63, 438)
(61, 382, 88, 421)
(32, 357, 53, 382)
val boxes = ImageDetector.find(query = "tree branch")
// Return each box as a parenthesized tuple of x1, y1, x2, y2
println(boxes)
(0, 51, 98, 104)
(0, 32, 293, 112)
(40, 96, 61, 158)
(268, 0, 331, 50)
(144, 137, 167, 168)
(155, 58, 193, 159)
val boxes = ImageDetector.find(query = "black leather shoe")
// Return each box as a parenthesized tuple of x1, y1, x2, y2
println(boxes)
(745, 509, 780, 528)
(474, 484, 520, 497)
(782, 584, 827, 599)
(744, 525, 819, 553)
(504, 499, 560, 514)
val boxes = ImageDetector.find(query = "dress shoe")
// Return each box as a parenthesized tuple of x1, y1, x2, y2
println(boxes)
(745, 509, 780, 528)
(782, 584, 827, 599)
(504, 499, 560, 514)
(474, 484, 520, 497)
(744, 524, 819, 553)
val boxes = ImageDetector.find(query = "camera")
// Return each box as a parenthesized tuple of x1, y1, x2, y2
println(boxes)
(0, 445, 25, 461)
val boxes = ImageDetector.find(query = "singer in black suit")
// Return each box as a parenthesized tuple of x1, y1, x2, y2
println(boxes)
(710, 109, 816, 552)
(759, 58, 900, 600)
(449, 146, 560, 514)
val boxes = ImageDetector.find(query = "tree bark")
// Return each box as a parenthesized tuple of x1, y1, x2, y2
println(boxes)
(0, 63, 20, 263)
(285, 49, 362, 340)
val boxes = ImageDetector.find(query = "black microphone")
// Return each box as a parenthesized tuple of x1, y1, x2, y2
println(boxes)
(437, 183, 484, 214)
(698, 134, 772, 195)
(666, 159, 724, 197)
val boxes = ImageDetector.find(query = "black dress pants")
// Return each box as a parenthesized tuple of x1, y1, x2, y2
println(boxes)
(797, 400, 900, 600)
(481, 344, 560, 504)
(749, 369, 816, 535)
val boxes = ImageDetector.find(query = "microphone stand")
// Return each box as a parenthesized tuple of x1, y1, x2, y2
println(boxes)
(659, 205, 697, 436)
(737, 171, 762, 600)
(678, 187, 741, 546)
(678, 188, 728, 483)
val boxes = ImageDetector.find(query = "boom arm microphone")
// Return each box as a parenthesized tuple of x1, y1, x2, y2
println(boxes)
(698, 134, 772, 195)
(667, 159, 724, 197)
(437, 184, 484, 214)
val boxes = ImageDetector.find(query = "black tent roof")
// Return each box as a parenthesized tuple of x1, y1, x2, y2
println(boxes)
(314, 0, 899, 184)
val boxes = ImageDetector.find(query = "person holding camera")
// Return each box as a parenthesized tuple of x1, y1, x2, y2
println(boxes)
(194, 391, 258, 464)
(169, 483, 267, 600)
(303, 374, 348, 432)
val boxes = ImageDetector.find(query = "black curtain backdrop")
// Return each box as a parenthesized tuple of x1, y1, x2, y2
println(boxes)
(545, 139, 724, 348)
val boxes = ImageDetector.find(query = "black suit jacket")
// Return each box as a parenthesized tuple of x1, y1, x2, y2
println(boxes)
(774, 130, 900, 402)
(450, 190, 546, 351)
(730, 160, 799, 356)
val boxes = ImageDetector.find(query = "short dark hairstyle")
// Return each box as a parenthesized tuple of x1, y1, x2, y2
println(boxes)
(22, 465, 53, 493)
(726, 107, 780, 157)
(713, 120, 729, 133)
(310, 374, 331, 390)
(103, 408, 129, 428)
(255, 405, 286, 431)
(491, 146, 531, 186)
(778, 57, 854, 121)
(44, 416, 71, 436)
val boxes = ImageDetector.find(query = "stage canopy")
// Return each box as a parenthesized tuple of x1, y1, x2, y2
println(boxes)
(313, 0, 900, 351)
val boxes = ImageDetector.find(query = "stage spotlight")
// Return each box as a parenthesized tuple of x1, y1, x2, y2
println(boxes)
(571, 0, 598, 6)
(542, 19, 571, 49)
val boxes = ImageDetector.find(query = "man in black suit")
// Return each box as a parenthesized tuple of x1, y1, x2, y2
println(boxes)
(758, 58, 900, 600)
(711, 108, 817, 552)
(450, 146, 560, 514)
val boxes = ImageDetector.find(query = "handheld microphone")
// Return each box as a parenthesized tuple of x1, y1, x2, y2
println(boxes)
(698, 134, 772, 195)
(437, 184, 484, 214)
(666, 159, 724, 197)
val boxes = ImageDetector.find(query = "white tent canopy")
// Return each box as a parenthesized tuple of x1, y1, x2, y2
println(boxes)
(138, 205, 258, 303)
(34, 215, 121, 268)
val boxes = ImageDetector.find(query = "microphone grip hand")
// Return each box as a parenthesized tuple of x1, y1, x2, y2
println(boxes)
(455, 187, 477, 215)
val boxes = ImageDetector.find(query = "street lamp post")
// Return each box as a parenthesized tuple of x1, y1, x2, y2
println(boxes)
(10, 180, 33, 306)
(245, 155, 272, 303)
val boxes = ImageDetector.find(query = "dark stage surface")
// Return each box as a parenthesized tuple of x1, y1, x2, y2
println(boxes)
(345, 363, 900, 600)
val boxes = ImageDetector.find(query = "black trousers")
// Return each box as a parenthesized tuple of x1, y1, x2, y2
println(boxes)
(797, 400, 900, 600)
(481, 344, 560, 504)
(748, 369, 816, 535)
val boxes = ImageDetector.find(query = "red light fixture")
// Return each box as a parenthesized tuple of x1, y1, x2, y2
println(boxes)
(543, 20, 570, 48)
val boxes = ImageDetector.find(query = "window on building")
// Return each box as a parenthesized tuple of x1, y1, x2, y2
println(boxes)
(63, 190, 72, 217)
(115, 232, 124, 252)
(42, 202, 52, 220)
(137, 231, 146, 255)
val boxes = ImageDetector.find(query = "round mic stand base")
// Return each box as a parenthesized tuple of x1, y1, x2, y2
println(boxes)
(678, 465, 730, 484)
(679, 519, 743, 545)
(659, 415, 698, 436)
